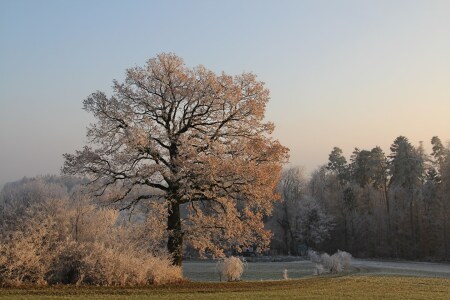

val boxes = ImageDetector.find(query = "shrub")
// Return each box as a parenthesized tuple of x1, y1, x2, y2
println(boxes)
(336, 250, 352, 269)
(308, 249, 352, 275)
(314, 263, 325, 275)
(79, 243, 182, 286)
(216, 256, 246, 281)
(0, 205, 183, 286)
(0, 178, 182, 286)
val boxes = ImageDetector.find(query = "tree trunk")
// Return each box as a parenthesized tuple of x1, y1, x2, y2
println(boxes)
(289, 227, 296, 256)
(344, 217, 349, 251)
(444, 208, 449, 259)
(167, 201, 183, 266)
(384, 185, 392, 254)
(282, 203, 292, 255)
(409, 188, 416, 258)
(280, 221, 291, 255)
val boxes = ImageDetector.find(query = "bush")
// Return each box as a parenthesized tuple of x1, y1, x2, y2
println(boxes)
(308, 249, 352, 275)
(0, 204, 183, 287)
(314, 263, 325, 275)
(80, 243, 182, 286)
(216, 256, 246, 281)
(336, 250, 352, 269)
(0, 178, 182, 286)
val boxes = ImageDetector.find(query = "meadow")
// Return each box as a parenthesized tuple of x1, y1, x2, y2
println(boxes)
(1, 275, 449, 299)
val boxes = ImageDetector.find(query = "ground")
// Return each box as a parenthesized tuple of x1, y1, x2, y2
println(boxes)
(2, 259, 450, 299)
(1, 275, 450, 299)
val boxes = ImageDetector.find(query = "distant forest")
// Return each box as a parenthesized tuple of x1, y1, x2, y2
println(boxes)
(268, 135, 450, 261)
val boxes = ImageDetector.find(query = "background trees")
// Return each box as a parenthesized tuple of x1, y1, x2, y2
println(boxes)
(267, 167, 333, 255)
(279, 136, 449, 260)
(387, 136, 425, 258)
(63, 53, 288, 265)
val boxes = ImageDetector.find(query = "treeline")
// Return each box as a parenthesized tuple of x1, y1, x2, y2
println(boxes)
(268, 136, 450, 261)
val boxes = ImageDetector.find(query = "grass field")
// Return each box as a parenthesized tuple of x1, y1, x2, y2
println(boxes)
(1, 276, 449, 299)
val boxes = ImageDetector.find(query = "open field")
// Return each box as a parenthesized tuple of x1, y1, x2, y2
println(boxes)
(1, 276, 450, 300)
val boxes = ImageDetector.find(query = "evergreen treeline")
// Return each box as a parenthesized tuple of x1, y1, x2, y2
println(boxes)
(269, 136, 450, 260)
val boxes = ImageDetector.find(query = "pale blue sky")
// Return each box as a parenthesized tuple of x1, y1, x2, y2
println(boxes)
(1, 0, 450, 185)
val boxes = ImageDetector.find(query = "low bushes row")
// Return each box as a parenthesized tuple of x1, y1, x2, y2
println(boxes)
(0, 178, 182, 286)
(308, 250, 352, 274)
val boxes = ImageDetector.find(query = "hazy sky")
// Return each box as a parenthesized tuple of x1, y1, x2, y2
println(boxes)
(1, 0, 449, 186)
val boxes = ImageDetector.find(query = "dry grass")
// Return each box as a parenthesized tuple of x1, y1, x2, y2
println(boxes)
(0, 275, 449, 299)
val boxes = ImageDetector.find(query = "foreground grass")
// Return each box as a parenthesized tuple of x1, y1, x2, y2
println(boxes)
(1, 276, 449, 299)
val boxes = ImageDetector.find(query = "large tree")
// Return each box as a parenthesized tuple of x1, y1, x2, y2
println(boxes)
(63, 53, 288, 265)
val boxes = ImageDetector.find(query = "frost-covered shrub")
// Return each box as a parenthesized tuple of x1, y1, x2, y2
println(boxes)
(336, 250, 352, 269)
(47, 245, 82, 284)
(329, 252, 344, 273)
(216, 256, 246, 281)
(0, 201, 183, 286)
(0, 199, 69, 286)
(308, 249, 352, 275)
(79, 243, 182, 286)
(314, 263, 325, 275)
(41, 241, 182, 286)
(0, 178, 182, 287)
(320, 253, 335, 272)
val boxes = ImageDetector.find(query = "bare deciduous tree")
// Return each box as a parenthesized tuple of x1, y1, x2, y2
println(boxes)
(268, 167, 333, 255)
(63, 53, 288, 265)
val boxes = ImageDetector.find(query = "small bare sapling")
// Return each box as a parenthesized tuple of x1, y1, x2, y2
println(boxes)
(283, 269, 289, 280)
